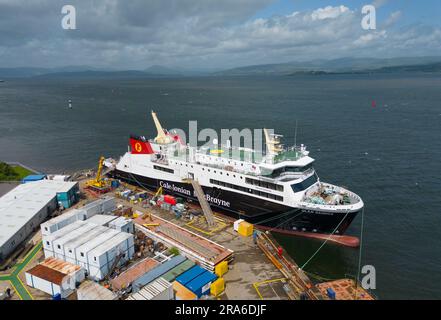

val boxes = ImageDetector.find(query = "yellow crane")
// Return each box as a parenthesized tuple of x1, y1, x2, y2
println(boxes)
(87, 156, 108, 189)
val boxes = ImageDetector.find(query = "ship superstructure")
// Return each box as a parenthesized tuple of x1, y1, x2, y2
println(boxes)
(110, 112, 363, 236)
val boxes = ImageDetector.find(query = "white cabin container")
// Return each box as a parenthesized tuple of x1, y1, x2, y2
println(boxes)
(108, 216, 134, 234)
(63, 225, 109, 264)
(75, 229, 120, 266)
(40, 210, 80, 236)
(52, 224, 97, 259)
(42, 221, 86, 255)
(25, 258, 86, 299)
(76, 197, 116, 221)
(86, 233, 135, 280)
(86, 214, 118, 227)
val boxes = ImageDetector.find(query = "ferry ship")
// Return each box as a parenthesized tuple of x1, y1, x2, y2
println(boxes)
(108, 112, 363, 239)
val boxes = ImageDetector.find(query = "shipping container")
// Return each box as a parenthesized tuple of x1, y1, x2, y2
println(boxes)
(75, 229, 121, 265)
(40, 210, 80, 236)
(185, 271, 218, 298)
(86, 214, 118, 227)
(42, 221, 85, 252)
(76, 197, 116, 220)
(56, 182, 79, 209)
(162, 259, 195, 282)
(132, 255, 186, 292)
(127, 278, 173, 300)
(86, 233, 135, 280)
(63, 226, 110, 264)
(108, 216, 134, 234)
(52, 223, 98, 258)
(172, 281, 197, 300)
(176, 265, 206, 286)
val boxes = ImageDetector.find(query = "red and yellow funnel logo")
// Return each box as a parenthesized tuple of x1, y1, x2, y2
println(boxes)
(130, 137, 153, 154)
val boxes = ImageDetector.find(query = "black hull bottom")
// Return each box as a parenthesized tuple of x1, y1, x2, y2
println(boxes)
(110, 169, 359, 235)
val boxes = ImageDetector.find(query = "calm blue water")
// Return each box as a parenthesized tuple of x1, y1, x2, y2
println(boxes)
(1, 73, 440, 299)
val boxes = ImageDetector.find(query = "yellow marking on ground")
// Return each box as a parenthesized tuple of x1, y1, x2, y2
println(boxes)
(185, 217, 227, 235)
(253, 278, 287, 300)
(17, 274, 33, 300)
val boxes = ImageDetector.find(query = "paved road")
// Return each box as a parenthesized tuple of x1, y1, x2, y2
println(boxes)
(0, 242, 42, 300)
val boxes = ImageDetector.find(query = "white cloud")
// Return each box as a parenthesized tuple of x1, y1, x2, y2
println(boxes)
(311, 5, 349, 21)
(383, 11, 402, 27)
(353, 30, 387, 46)
(0, 1, 439, 69)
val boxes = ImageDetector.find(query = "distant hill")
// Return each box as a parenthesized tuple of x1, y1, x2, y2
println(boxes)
(2, 57, 440, 79)
(144, 65, 183, 75)
(33, 70, 168, 79)
(0, 67, 51, 78)
(215, 57, 441, 76)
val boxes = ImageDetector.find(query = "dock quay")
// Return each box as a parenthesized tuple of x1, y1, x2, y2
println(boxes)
(0, 168, 374, 301)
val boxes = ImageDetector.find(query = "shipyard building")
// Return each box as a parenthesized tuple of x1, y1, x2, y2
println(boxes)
(0, 180, 78, 263)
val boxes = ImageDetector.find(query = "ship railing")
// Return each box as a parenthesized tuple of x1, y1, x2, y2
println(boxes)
(151, 158, 169, 165)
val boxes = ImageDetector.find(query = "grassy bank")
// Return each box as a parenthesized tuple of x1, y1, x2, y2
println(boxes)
(0, 162, 34, 181)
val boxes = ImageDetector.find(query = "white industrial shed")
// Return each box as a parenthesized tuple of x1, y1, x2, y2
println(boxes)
(0, 180, 77, 263)
(25, 257, 86, 298)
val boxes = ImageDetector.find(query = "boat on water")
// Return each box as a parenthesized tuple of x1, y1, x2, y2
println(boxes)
(108, 112, 363, 243)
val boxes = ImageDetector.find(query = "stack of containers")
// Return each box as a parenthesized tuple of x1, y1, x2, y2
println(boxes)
(86, 232, 135, 281)
(75, 229, 121, 271)
(86, 214, 118, 227)
(42, 221, 86, 257)
(175, 265, 218, 298)
(132, 255, 186, 292)
(52, 223, 98, 260)
(75, 197, 115, 220)
(62, 226, 110, 264)
(40, 210, 80, 236)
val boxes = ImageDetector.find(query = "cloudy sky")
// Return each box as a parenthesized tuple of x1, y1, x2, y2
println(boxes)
(0, 0, 440, 70)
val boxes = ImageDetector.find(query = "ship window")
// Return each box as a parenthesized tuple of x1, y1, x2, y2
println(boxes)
(245, 177, 284, 192)
(153, 165, 174, 174)
(291, 175, 318, 193)
(210, 179, 283, 202)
